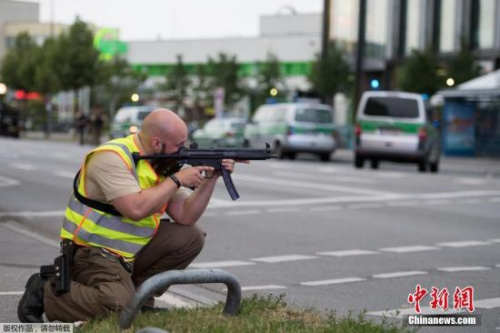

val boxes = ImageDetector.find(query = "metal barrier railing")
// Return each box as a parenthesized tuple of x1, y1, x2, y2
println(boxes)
(119, 269, 242, 331)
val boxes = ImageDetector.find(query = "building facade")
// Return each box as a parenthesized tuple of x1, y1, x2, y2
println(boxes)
(329, 0, 500, 91)
(0, 0, 39, 61)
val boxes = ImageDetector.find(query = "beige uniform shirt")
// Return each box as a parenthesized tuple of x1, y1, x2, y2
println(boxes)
(84, 139, 189, 204)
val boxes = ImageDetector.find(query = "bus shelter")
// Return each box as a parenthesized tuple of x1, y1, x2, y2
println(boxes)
(438, 70, 500, 157)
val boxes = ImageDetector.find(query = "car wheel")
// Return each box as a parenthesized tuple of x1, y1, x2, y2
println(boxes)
(429, 161, 439, 173)
(418, 160, 428, 173)
(287, 152, 296, 160)
(354, 154, 364, 168)
(319, 153, 331, 162)
(273, 142, 285, 159)
(370, 160, 379, 169)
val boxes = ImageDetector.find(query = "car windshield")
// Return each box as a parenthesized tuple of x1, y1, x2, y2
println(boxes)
(230, 122, 246, 130)
(138, 110, 151, 121)
(295, 108, 332, 123)
(364, 97, 419, 118)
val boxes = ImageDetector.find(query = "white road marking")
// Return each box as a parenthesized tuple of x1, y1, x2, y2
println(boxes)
(347, 203, 382, 210)
(241, 285, 286, 291)
(470, 298, 500, 309)
(0, 175, 21, 187)
(414, 190, 500, 200)
(437, 266, 491, 272)
(0, 291, 24, 296)
(53, 171, 75, 178)
(437, 240, 491, 248)
(455, 178, 488, 185)
(9, 163, 37, 171)
(301, 277, 366, 286)
(317, 249, 378, 257)
(0, 211, 64, 218)
(208, 198, 232, 208)
(488, 239, 500, 243)
(224, 210, 262, 216)
(234, 174, 396, 196)
(330, 176, 376, 184)
(373, 271, 428, 279)
(266, 207, 302, 213)
(308, 206, 343, 212)
(316, 166, 341, 174)
(250, 254, 317, 263)
(373, 172, 405, 179)
(379, 245, 440, 253)
(207, 190, 500, 209)
(386, 201, 419, 207)
(190, 261, 255, 269)
(423, 199, 453, 205)
(1, 223, 59, 248)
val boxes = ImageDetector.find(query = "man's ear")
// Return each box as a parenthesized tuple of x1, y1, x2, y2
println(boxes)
(151, 137, 161, 153)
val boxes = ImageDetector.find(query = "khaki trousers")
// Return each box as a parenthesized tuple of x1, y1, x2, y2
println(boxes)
(44, 222, 205, 322)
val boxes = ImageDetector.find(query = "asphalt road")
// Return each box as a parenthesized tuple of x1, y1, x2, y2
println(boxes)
(1, 136, 500, 332)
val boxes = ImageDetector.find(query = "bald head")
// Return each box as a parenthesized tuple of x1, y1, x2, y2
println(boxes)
(140, 108, 188, 154)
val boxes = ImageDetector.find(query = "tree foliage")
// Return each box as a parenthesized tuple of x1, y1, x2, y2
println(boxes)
(163, 55, 191, 111)
(397, 49, 445, 96)
(53, 19, 101, 92)
(308, 42, 351, 105)
(0, 32, 40, 92)
(254, 52, 284, 106)
(207, 53, 244, 108)
(447, 40, 482, 85)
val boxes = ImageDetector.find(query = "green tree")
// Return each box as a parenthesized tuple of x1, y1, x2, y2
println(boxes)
(0, 32, 40, 92)
(308, 41, 351, 105)
(207, 53, 244, 109)
(446, 40, 482, 85)
(191, 64, 211, 121)
(397, 49, 445, 96)
(93, 56, 147, 119)
(163, 55, 191, 112)
(53, 19, 100, 97)
(254, 53, 284, 107)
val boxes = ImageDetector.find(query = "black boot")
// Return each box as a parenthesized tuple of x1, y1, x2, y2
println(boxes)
(18, 273, 47, 323)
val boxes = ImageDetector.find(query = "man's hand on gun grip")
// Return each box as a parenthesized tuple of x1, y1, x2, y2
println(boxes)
(175, 166, 214, 188)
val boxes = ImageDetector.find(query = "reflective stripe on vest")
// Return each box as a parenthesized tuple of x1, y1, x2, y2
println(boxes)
(61, 135, 162, 259)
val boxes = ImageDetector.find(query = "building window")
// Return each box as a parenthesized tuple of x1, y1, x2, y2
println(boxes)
(470, 0, 496, 49)
(330, 0, 358, 54)
(439, 0, 457, 52)
(405, 0, 421, 55)
(365, 0, 389, 58)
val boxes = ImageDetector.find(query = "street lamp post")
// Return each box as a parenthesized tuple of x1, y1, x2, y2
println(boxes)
(353, 0, 367, 122)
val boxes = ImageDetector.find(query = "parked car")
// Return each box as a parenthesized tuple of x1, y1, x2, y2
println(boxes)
(354, 91, 440, 172)
(0, 102, 21, 138)
(244, 103, 336, 161)
(192, 118, 247, 148)
(109, 106, 154, 139)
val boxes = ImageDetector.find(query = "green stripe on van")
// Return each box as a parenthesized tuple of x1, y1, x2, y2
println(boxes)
(358, 120, 421, 133)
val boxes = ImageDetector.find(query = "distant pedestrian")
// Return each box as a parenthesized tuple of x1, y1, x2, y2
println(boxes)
(89, 107, 105, 145)
(74, 111, 88, 145)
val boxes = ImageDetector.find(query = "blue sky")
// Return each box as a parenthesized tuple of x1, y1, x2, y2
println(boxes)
(37, 0, 322, 41)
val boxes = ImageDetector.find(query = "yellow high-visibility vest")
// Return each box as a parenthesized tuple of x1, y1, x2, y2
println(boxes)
(61, 134, 164, 259)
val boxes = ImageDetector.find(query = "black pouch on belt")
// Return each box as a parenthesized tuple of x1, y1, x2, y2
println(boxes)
(53, 239, 77, 295)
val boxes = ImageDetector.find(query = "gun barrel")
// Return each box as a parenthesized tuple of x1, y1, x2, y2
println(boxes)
(135, 147, 275, 161)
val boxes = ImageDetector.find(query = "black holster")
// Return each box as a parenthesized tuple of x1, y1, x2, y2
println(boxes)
(40, 239, 77, 296)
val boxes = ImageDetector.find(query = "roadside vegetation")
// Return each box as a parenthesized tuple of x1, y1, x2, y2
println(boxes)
(77, 294, 416, 333)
